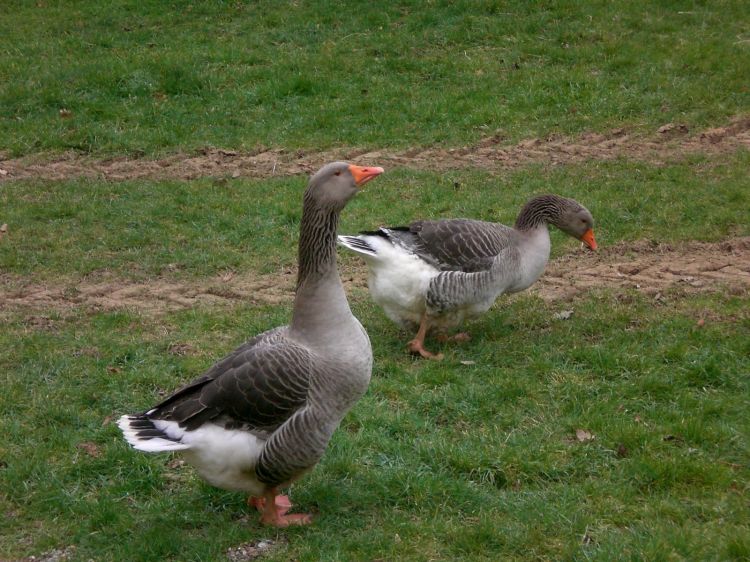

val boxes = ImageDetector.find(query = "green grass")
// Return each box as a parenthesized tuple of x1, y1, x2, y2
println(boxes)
(2, 1, 750, 559)
(1, 0, 748, 156)
(2, 150, 749, 282)
(2, 152, 749, 560)
(1, 287, 748, 561)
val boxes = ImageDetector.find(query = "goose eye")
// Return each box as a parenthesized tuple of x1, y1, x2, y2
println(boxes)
(334, 171, 341, 176)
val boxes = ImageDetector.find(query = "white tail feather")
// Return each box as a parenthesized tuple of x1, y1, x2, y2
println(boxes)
(337, 235, 378, 256)
(118, 415, 190, 453)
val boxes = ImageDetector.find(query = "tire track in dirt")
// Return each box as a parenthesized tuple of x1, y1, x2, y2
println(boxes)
(2, 237, 748, 318)
(1, 118, 748, 182)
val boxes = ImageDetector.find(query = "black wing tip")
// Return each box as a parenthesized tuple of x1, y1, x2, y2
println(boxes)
(357, 226, 410, 237)
(358, 228, 392, 237)
(339, 236, 377, 255)
(122, 414, 182, 443)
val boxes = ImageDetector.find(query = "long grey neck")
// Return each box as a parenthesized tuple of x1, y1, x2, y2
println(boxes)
(514, 195, 565, 231)
(290, 192, 352, 342)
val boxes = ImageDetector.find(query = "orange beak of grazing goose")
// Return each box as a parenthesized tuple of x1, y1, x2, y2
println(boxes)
(581, 228, 597, 251)
(349, 164, 384, 187)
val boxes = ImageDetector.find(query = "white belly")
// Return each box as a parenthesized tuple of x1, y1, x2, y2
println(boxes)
(155, 420, 266, 494)
(363, 241, 439, 327)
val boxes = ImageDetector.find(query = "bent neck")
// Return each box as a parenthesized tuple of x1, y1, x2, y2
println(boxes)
(514, 195, 564, 231)
(290, 192, 352, 340)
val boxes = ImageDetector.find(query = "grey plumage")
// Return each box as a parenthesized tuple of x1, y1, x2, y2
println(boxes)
(119, 161, 384, 525)
(338, 194, 596, 359)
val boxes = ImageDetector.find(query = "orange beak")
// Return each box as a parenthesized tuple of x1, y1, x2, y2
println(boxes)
(349, 164, 384, 187)
(580, 228, 597, 251)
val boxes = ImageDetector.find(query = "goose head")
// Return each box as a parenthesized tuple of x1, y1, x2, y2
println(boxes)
(306, 161, 384, 211)
(553, 198, 597, 251)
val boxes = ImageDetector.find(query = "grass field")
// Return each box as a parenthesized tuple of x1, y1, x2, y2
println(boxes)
(1, 1, 749, 561)
(1, 0, 748, 156)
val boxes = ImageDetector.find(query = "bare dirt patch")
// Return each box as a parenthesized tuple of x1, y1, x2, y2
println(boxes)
(2, 238, 748, 318)
(1, 118, 748, 182)
(538, 236, 750, 302)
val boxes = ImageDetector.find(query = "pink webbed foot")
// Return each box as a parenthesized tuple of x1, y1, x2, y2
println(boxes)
(262, 512, 314, 527)
(248, 494, 293, 516)
(436, 332, 471, 343)
(256, 489, 313, 527)
(407, 339, 444, 361)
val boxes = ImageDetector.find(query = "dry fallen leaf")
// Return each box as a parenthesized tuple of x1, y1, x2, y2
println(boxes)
(0, 168, 8, 176)
(106, 365, 122, 374)
(59, 108, 73, 118)
(0, 224, 7, 241)
(77, 441, 101, 458)
(167, 458, 185, 469)
(554, 309, 574, 320)
(575, 429, 595, 442)
(459, 360, 476, 366)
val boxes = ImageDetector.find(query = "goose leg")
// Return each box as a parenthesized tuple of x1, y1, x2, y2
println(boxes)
(407, 312, 444, 360)
(259, 487, 313, 527)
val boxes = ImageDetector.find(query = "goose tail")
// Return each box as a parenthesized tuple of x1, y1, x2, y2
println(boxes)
(337, 235, 378, 257)
(118, 414, 190, 453)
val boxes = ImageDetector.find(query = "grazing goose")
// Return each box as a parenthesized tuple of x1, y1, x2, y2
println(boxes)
(119, 161, 384, 527)
(338, 194, 596, 359)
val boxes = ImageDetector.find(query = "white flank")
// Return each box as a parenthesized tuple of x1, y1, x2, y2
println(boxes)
(118, 415, 266, 494)
(178, 423, 266, 494)
(349, 235, 439, 326)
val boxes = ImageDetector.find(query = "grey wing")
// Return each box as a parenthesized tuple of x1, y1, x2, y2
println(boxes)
(407, 219, 516, 272)
(426, 245, 518, 313)
(148, 327, 311, 433)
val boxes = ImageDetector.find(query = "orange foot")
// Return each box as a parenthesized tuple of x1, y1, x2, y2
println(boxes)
(436, 332, 471, 343)
(261, 512, 314, 527)
(407, 339, 444, 360)
(248, 494, 293, 516)
(256, 489, 313, 527)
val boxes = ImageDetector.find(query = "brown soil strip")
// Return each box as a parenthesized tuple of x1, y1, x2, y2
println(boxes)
(1, 118, 748, 182)
(538, 236, 750, 301)
(2, 237, 748, 318)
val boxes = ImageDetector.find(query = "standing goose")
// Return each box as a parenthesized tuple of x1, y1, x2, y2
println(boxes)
(338, 194, 596, 359)
(119, 161, 384, 527)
